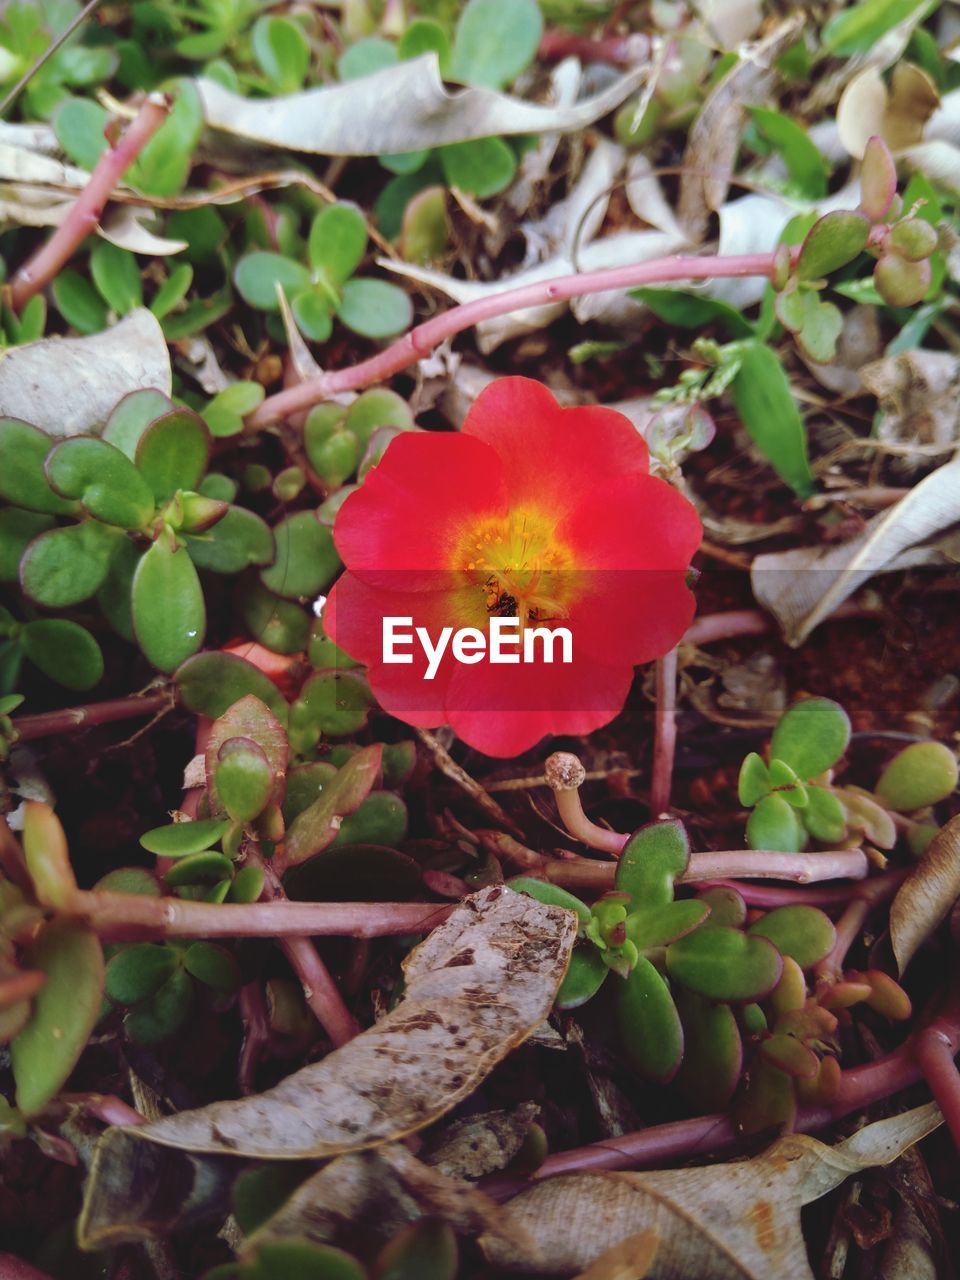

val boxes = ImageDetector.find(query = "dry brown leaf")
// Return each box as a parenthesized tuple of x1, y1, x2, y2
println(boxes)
(677, 17, 802, 242)
(241, 1142, 526, 1258)
(573, 1230, 660, 1280)
(751, 454, 960, 645)
(78, 887, 577, 1246)
(890, 814, 960, 975)
(482, 1105, 942, 1277)
(839, 62, 940, 157)
(424, 1102, 541, 1180)
(861, 350, 960, 459)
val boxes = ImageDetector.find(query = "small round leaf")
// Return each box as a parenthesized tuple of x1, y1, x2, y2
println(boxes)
(132, 538, 206, 672)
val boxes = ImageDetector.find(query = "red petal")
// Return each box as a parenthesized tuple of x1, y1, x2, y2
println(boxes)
(444, 652, 633, 757)
(558, 473, 702, 571)
(333, 431, 508, 589)
(461, 378, 649, 518)
(566, 572, 696, 666)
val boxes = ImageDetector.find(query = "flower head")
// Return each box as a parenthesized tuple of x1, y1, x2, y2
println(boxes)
(326, 377, 701, 756)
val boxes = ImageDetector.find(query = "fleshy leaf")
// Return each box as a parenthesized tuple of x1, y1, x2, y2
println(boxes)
(235, 252, 311, 311)
(284, 745, 383, 866)
(336, 278, 413, 339)
(103, 389, 175, 458)
(666, 926, 783, 1002)
(132, 538, 206, 672)
(748, 905, 836, 969)
(105, 943, 177, 1006)
(290, 670, 375, 748)
(261, 511, 341, 599)
(802, 785, 848, 843)
(674, 988, 742, 1111)
(555, 945, 609, 1010)
(450, 0, 543, 90)
(795, 210, 871, 281)
(615, 820, 690, 908)
(135, 409, 211, 501)
(0, 418, 76, 515)
(309, 202, 367, 284)
(617, 957, 683, 1082)
(11, 919, 104, 1115)
(875, 741, 958, 812)
(20, 619, 103, 690)
(140, 817, 230, 857)
(738, 752, 770, 806)
(508, 877, 591, 926)
(770, 698, 851, 779)
(186, 505, 275, 574)
(625, 899, 710, 951)
(20, 520, 119, 607)
(331, 790, 408, 848)
(175, 651, 289, 721)
(46, 437, 156, 529)
(747, 794, 805, 853)
(205, 695, 288, 816)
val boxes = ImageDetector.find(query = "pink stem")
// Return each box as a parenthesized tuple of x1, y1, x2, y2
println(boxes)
(650, 646, 678, 817)
(711, 867, 909, 909)
(8, 94, 170, 312)
(72, 888, 454, 940)
(246, 252, 781, 430)
(0, 1256, 56, 1280)
(12, 689, 175, 743)
(687, 848, 868, 884)
(537, 28, 651, 65)
(815, 897, 870, 982)
(682, 600, 879, 647)
(914, 1024, 960, 1148)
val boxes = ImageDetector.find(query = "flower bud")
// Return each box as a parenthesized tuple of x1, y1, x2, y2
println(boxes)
(873, 252, 932, 306)
(888, 217, 939, 262)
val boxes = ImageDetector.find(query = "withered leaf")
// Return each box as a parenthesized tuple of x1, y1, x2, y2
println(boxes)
(483, 1105, 942, 1277)
(424, 1102, 541, 1180)
(78, 888, 576, 1246)
(574, 1230, 659, 1280)
(890, 814, 960, 975)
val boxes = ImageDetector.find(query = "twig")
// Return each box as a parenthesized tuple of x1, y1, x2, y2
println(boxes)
(8, 93, 170, 312)
(650, 646, 678, 817)
(72, 887, 454, 940)
(246, 252, 784, 430)
(416, 728, 524, 837)
(12, 688, 176, 743)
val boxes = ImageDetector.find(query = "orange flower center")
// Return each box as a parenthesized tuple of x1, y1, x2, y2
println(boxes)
(456, 508, 575, 628)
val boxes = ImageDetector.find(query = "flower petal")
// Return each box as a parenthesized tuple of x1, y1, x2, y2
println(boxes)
(333, 431, 508, 589)
(461, 378, 650, 518)
(444, 652, 633, 757)
(558, 473, 702, 571)
(566, 571, 696, 667)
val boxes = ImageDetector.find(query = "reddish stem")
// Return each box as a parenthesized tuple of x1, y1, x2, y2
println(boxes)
(8, 95, 170, 312)
(710, 868, 909, 910)
(683, 600, 880, 647)
(247, 252, 782, 429)
(537, 28, 651, 65)
(914, 1029, 960, 1147)
(650, 646, 678, 817)
(12, 689, 176, 743)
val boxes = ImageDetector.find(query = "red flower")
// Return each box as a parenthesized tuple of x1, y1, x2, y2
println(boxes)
(326, 378, 701, 757)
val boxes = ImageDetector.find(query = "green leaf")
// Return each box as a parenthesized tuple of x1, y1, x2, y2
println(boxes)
(52, 268, 108, 333)
(132, 538, 206, 672)
(140, 817, 230, 857)
(309, 202, 367, 284)
(747, 794, 805, 853)
(336, 278, 412, 338)
(12, 919, 104, 1115)
(20, 619, 103, 690)
(290, 670, 374, 745)
(630, 287, 753, 336)
(229, 864, 265, 903)
(615, 820, 690, 908)
(183, 941, 240, 993)
(284, 745, 382, 866)
(775, 285, 844, 364)
(508, 877, 591, 925)
(291, 288, 336, 342)
(203, 381, 266, 439)
(345, 388, 414, 444)
(771, 697, 851, 779)
(730, 340, 815, 497)
(333, 790, 408, 848)
(0, 509, 54, 582)
(439, 137, 516, 198)
(554, 945, 608, 1009)
(105, 943, 177, 1006)
(216, 738, 274, 824)
(251, 15, 309, 94)
(235, 252, 311, 311)
(260, 511, 341, 599)
(103, 389, 175, 458)
(795, 211, 871, 282)
(0, 418, 76, 515)
(667, 926, 783, 1002)
(860, 135, 898, 222)
(175, 651, 288, 721)
(46, 437, 156, 529)
(674, 988, 742, 1111)
(135, 409, 210, 502)
(617, 957, 683, 1081)
(767, 758, 808, 808)
(398, 18, 451, 67)
(738, 752, 770, 806)
(186, 505, 274, 574)
(150, 263, 194, 320)
(748, 905, 836, 969)
(400, 185, 449, 263)
(90, 241, 143, 314)
(802, 785, 848, 843)
(129, 79, 203, 197)
(450, 0, 543, 88)
(53, 94, 109, 169)
(823, 0, 939, 56)
(748, 106, 829, 200)
(164, 851, 235, 886)
(338, 36, 398, 80)
(625, 899, 710, 951)
(96, 535, 140, 642)
(241, 579, 310, 655)
(375, 1218, 457, 1280)
(20, 520, 118, 607)
(123, 969, 193, 1044)
(306, 426, 361, 487)
(875, 741, 958, 812)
